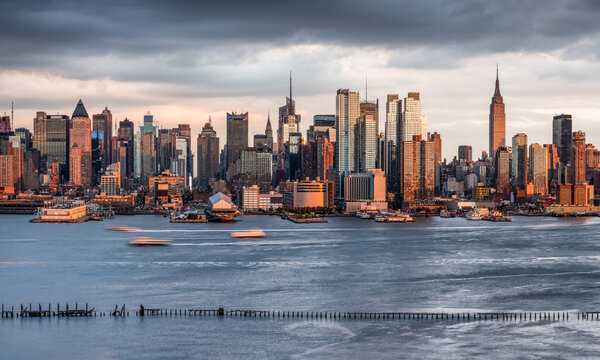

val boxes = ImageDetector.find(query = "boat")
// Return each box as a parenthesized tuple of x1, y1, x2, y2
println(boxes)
(230, 229, 266, 239)
(374, 211, 415, 223)
(108, 226, 141, 232)
(465, 210, 483, 220)
(440, 210, 455, 218)
(129, 237, 171, 246)
(356, 211, 373, 219)
(483, 210, 512, 222)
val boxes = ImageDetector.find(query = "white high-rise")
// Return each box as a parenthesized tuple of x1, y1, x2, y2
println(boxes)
(402, 92, 427, 141)
(336, 89, 360, 175)
(360, 114, 377, 171)
(385, 94, 400, 175)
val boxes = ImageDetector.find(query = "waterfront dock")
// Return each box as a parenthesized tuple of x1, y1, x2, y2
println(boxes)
(5, 303, 600, 323)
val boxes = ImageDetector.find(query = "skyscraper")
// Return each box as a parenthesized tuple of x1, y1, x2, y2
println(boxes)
(140, 131, 156, 184)
(316, 135, 334, 181)
(511, 133, 528, 189)
(430, 132, 442, 194)
(495, 147, 510, 196)
(33, 111, 47, 168)
(92, 107, 112, 171)
(254, 115, 273, 152)
(226, 112, 248, 171)
(240, 148, 272, 192)
(400, 136, 434, 203)
(384, 94, 400, 176)
(336, 89, 360, 175)
(118, 118, 134, 180)
(45, 114, 70, 180)
(0, 116, 11, 133)
(177, 124, 193, 187)
(489, 66, 506, 159)
(359, 114, 377, 171)
(278, 74, 301, 163)
(402, 92, 427, 142)
(197, 117, 219, 186)
(359, 99, 379, 169)
(70, 100, 92, 187)
(529, 143, 548, 195)
(572, 130, 586, 184)
(552, 114, 572, 165)
(265, 113, 273, 152)
(308, 115, 336, 143)
(458, 145, 473, 163)
(544, 143, 560, 186)
(158, 128, 173, 172)
(141, 111, 157, 136)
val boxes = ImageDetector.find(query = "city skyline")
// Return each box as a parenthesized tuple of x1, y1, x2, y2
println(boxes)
(2, 1, 600, 160)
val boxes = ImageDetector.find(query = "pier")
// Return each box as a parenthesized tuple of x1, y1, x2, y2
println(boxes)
(3, 303, 600, 323)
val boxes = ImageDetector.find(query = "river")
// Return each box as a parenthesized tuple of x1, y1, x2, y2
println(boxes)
(1, 214, 600, 359)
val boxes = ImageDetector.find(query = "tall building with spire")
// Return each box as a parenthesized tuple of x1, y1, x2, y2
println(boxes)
(254, 113, 273, 152)
(70, 99, 92, 187)
(277, 72, 301, 166)
(489, 66, 506, 159)
(265, 112, 273, 151)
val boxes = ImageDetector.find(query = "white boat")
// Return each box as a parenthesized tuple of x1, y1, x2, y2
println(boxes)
(466, 210, 483, 220)
(374, 212, 415, 223)
(129, 237, 171, 246)
(230, 229, 266, 239)
(108, 226, 141, 232)
(356, 211, 372, 219)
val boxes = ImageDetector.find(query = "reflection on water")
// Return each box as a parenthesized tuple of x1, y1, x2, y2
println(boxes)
(1, 214, 600, 359)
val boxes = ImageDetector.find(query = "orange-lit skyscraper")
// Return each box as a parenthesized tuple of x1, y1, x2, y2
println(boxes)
(572, 130, 586, 184)
(70, 99, 92, 187)
(529, 143, 548, 195)
(316, 135, 334, 181)
(495, 147, 510, 197)
(400, 135, 435, 203)
(489, 67, 506, 159)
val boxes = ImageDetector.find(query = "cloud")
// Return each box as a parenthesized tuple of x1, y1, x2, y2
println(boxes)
(2, 0, 600, 162)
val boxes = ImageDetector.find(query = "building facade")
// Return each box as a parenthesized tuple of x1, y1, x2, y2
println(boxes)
(336, 89, 360, 175)
(197, 118, 220, 187)
(226, 112, 249, 172)
(512, 133, 528, 189)
(552, 114, 572, 165)
(70, 100, 92, 187)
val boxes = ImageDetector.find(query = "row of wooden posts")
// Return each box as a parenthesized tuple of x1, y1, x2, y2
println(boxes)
(3, 304, 600, 321)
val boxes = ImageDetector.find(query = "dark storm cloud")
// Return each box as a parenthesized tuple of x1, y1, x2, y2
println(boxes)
(2, 0, 600, 102)
(2, 0, 600, 61)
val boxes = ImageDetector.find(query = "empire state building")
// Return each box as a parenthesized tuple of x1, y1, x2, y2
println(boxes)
(489, 67, 506, 159)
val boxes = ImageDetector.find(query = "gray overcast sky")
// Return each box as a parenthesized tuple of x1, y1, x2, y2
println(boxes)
(2, 0, 600, 160)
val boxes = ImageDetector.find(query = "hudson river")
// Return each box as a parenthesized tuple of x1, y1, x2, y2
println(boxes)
(2, 214, 600, 359)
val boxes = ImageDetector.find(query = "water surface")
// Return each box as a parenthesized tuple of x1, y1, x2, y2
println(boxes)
(1, 215, 600, 359)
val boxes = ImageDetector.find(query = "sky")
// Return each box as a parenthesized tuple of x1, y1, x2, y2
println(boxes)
(2, 0, 600, 161)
